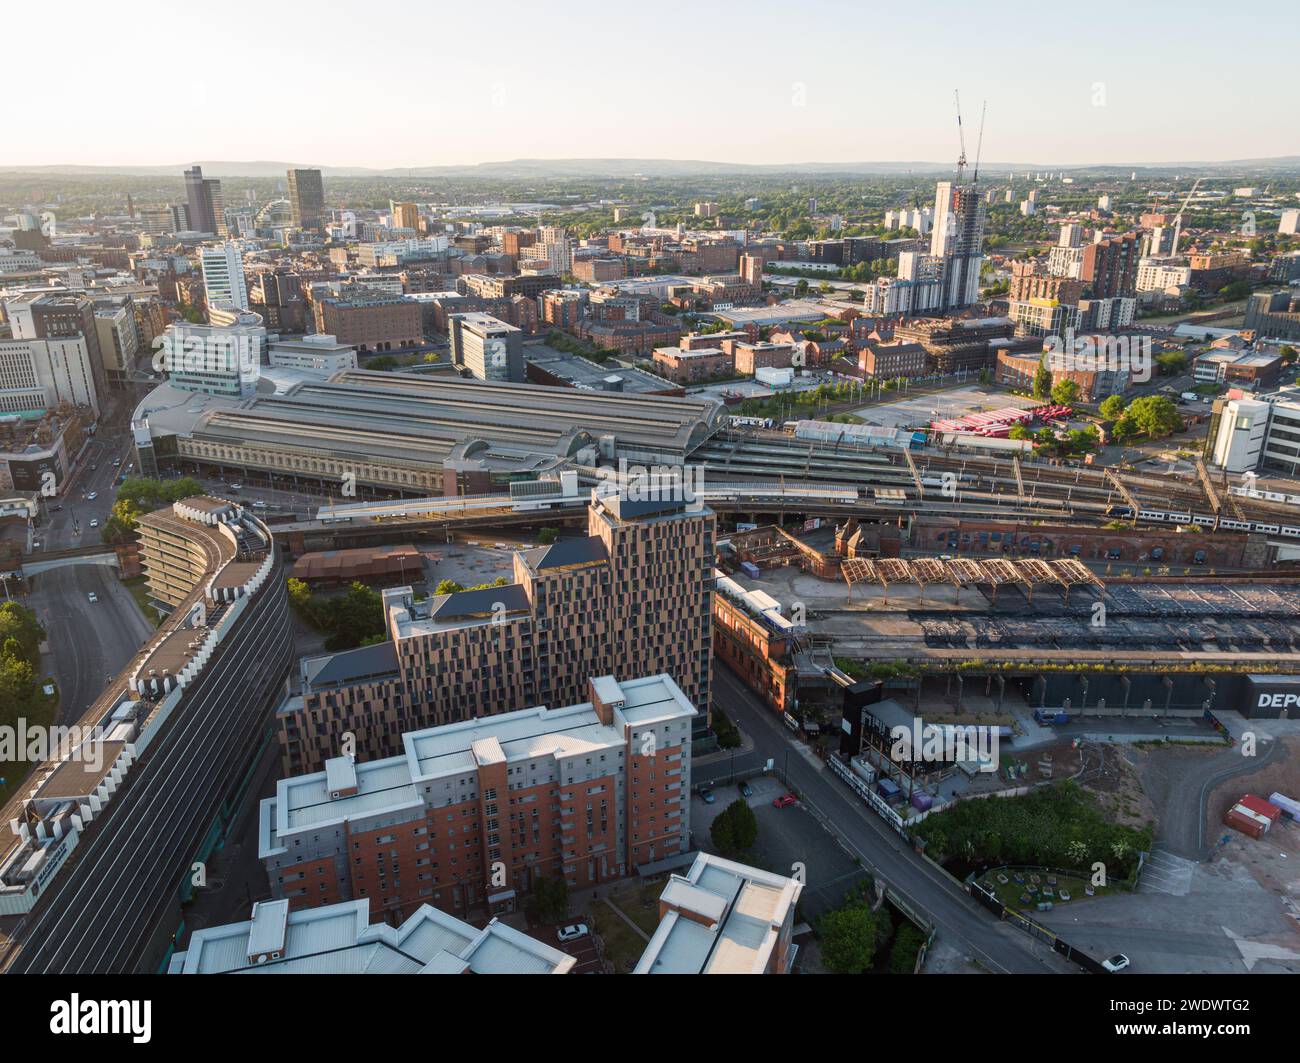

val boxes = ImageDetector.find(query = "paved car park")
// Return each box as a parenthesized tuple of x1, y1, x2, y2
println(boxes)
(527, 923, 602, 973)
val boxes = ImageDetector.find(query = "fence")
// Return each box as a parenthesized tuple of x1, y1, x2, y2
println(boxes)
(968, 877, 1108, 973)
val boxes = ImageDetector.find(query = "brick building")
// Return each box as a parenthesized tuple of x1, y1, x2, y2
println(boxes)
(276, 494, 715, 775)
(652, 345, 732, 383)
(312, 289, 422, 352)
(260, 673, 696, 921)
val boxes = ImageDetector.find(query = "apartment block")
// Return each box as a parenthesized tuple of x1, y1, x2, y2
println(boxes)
(276, 494, 715, 775)
(652, 345, 731, 383)
(261, 673, 696, 921)
(634, 853, 803, 974)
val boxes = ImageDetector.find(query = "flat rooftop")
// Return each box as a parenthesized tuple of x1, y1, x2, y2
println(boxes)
(169, 898, 575, 975)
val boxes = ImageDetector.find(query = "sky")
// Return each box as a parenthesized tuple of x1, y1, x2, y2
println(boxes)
(6, 0, 1298, 170)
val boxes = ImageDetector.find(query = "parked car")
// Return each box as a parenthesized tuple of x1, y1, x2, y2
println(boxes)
(89, 519, 99, 528)
(740, 782, 753, 798)
(1101, 954, 1130, 973)
(699, 787, 716, 804)
(556, 924, 589, 943)
(87, 491, 97, 501)
(773, 793, 797, 809)
(112, 459, 121, 467)
(87, 592, 98, 603)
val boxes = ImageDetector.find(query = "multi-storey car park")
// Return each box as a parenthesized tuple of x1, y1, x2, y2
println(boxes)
(0, 496, 294, 974)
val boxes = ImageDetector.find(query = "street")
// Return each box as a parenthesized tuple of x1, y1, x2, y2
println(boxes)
(710, 664, 1070, 973)
(26, 564, 153, 726)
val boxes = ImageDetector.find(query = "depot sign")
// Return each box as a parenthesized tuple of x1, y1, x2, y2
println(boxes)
(1244, 675, 1300, 717)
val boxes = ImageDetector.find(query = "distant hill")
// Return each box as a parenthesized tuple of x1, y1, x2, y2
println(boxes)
(3, 155, 1299, 179)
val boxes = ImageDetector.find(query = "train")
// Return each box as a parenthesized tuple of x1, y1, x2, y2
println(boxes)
(310, 479, 1300, 540)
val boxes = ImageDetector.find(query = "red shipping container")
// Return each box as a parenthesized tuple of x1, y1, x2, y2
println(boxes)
(1237, 794, 1281, 823)
(1224, 808, 1264, 839)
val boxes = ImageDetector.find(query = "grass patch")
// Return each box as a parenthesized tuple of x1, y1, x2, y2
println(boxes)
(0, 684, 58, 810)
(121, 575, 163, 628)
(606, 881, 664, 937)
(588, 900, 645, 974)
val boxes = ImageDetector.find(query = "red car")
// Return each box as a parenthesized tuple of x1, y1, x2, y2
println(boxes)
(773, 793, 797, 808)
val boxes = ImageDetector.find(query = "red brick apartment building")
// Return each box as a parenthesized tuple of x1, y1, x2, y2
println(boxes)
(276, 494, 715, 775)
(260, 673, 696, 922)
(652, 345, 732, 383)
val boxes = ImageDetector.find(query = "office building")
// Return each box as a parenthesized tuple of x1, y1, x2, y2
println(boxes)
(449, 312, 524, 382)
(183, 165, 226, 236)
(287, 168, 324, 230)
(159, 313, 265, 398)
(312, 288, 421, 352)
(267, 333, 357, 376)
(275, 493, 715, 774)
(199, 242, 249, 312)
(4, 292, 107, 411)
(262, 672, 695, 920)
(1279, 209, 1300, 237)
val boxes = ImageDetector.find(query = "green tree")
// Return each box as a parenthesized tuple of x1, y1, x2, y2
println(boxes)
(710, 798, 758, 857)
(0, 602, 44, 667)
(890, 924, 928, 974)
(1008, 423, 1031, 441)
(531, 875, 569, 924)
(1032, 358, 1052, 400)
(819, 904, 889, 974)
(1098, 394, 1126, 421)
(435, 579, 464, 596)
(1049, 378, 1079, 406)
(1124, 395, 1183, 439)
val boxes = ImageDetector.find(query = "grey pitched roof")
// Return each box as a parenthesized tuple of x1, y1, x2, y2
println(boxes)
(302, 640, 399, 690)
(430, 583, 530, 620)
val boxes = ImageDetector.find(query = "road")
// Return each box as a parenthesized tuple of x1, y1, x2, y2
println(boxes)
(710, 665, 1067, 973)
(33, 435, 135, 552)
(26, 563, 153, 726)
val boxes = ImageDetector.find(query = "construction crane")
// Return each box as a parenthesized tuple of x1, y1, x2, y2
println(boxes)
(953, 90, 968, 184)
(972, 101, 987, 184)
(1170, 177, 1204, 256)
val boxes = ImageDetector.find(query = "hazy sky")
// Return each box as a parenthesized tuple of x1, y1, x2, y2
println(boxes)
(8, 0, 1297, 169)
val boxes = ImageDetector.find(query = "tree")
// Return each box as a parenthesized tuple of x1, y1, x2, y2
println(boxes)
(530, 875, 569, 924)
(537, 527, 558, 545)
(1280, 345, 1298, 365)
(435, 579, 464, 595)
(819, 904, 889, 974)
(890, 924, 928, 974)
(1098, 394, 1126, 421)
(710, 798, 758, 857)
(0, 602, 44, 667)
(1049, 378, 1079, 406)
(1124, 395, 1183, 439)
(1032, 358, 1052, 400)
(1008, 423, 1031, 441)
